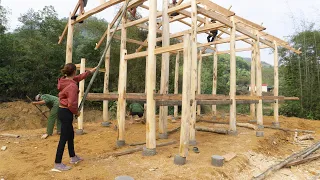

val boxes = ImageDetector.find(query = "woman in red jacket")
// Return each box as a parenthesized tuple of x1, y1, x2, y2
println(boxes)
(54, 63, 96, 171)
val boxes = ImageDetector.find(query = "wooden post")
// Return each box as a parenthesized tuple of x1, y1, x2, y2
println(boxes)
(174, 34, 191, 165)
(174, 52, 180, 118)
(189, 0, 198, 146)
(116, 6, 127, 147)
(250, 46, 256, 120)
(143, 0, 157, 156)
(229, 16, 237, 134)
(273, 40, 279, 127)
(159, 0, 170, 139)
(197, 51, 202, 115)
(255, 30, 263, 134)
(77, 58, 85, 131)
(66, 13, 74, 64)
(102, 25, 111, 125)
(212, 47, 218, 116)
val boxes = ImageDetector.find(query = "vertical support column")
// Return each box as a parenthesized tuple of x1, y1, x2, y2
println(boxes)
(143, 0, 157, 156)
(273, 40, 280, 127)
(229, 16, 237, 135)
(66, 13, 74, 64)
(255, 31, 264, 137)
(102, 25, 111, 127)
(76, 58, 85, 135)
(189, 0, 198, 146)
(174, 52, 180, 118)
(250, 46, 256, 121)
(174, 34, 191, 165)
(159, 0, 170, 139)
(197, 51, 202, 115)
(212, 47, 218, 116)
(116, 6, 128, 147)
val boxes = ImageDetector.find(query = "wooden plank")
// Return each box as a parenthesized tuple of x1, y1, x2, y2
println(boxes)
(255, 30, 263, 127)
(103, 25, 111, 123)
(159, 0, 170, 139)
(196, 0, 235, 17)
(66, 13, 74, 64)
(197, 51, 202, 115)
(117, 10, 128, 144)
(189, 0, 198, 145)
(145, 0, 157, 151)
(77, 58, 85, 130)
(197, 7, 232, 27)
(217, 47, 253, 54)
(229, 16, 237, 132)
(234, 15, 266, 31)
(179, 34, 191, 158)
(212, 48, 218, 115)
(114, 35, 147, 46)
(250, 46, 256, 120)
(174, 52, 180, 118)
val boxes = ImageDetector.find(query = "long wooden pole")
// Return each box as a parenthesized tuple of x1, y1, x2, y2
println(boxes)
(78, 58, 85, 131)
(189, 0, 198, 146)
(174, 52, 180, 118)
(66, 13, 74, 64)
(250, 45, 256, 120)
(144, 0, 157, 156)
(177, 34, 191, 162)
(273, 40, 279, 127)
(255, 30, 263, 134)
(159, 0, 170, 139)
(116, 4, 128, 146)
(229, 16, 237, 133)
(103, 25, 111, 124)
(212, 48, 218, 116)
(197, 51, 202, 115)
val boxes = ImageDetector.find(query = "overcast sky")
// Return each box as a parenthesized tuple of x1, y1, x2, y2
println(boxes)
(2, 0, 320, 65)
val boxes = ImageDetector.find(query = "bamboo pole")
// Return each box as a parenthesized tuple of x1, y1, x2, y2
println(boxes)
(255, 30, 263, 130)
(144, 0, 157, 155)
(273, 40, 279, 127)
(197, 51, 202, 115)
(229, 16, 237, 133)
(174, 52, 180, 118)
(250, 45, 256, 120)
(77, 58, 85, 131)
(189, 0, 198, 145)
(116, 6, 128, 146)
(66, 13, 74, 64)
(103, 25, 111, 123)
(178, 34, 191, 159)
(212, 48, 218, 116)
(159, 0, 170, 139)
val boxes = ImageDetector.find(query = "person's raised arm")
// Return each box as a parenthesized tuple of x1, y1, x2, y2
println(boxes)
(32, 100, 46, 105)
(73, 67, 97, 82)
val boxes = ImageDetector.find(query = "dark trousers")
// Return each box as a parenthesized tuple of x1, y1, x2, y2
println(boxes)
(130, 111, 144, 118)
(55, 108, 75, 163)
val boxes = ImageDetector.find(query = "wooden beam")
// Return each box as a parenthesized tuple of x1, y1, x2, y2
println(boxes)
(174, 52, 180, 118)
(66, 13, 74, 64)
(197, 6, 232, 27)
(177, 34, 191, 160)
(219, 28, 254, 46)
(114, 35, 147, 46)
(197, 51, 202, 115)
(116, 8, 128, 146)
(250, 45, 256, 120)
(159, 0, 170, 139)
(212, 47, 218, 116)
(273, 40, 279, 126)
(77, 58, 85, 130)
(229, 16, 237, 133)
(103, 25, 111, 123)
(196, 0, 235, 17)
(58, 2, 80, 44)
(234, 15, 266, 31)
(189, 0, 198, 146)
(255, 30, 263, 130)
(145, 0, 157, 154)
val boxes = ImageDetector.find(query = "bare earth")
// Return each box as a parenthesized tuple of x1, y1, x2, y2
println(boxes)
(0, 101, 319, 180)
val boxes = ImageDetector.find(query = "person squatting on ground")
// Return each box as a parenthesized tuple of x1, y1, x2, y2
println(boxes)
(54, 63, 97, 171)
(207, 19, 218, 42)
(32, 94, 61, 139)
(128, 102, 145, 124)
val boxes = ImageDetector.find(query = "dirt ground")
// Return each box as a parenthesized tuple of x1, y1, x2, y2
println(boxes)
(0, 101, 320, 180)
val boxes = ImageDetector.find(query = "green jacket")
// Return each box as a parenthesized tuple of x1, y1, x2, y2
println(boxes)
(41, 94, 59, 109)
(129, 103, 144, 113)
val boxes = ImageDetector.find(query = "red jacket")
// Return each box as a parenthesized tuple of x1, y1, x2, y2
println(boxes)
(57, 71, 91, 114)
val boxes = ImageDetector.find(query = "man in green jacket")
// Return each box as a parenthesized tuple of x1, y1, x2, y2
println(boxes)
(128, 102, 145, 124)
(32, 94, 61, 139)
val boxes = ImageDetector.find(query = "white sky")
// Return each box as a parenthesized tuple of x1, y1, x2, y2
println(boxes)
(2, 0, 320, 65)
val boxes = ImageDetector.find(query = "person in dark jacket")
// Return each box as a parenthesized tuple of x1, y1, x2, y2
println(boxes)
(207, 19, 218, 42)
(53, 63, 96, 171)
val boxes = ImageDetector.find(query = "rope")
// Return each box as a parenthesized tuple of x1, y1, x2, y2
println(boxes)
(78, 0, 131, 111)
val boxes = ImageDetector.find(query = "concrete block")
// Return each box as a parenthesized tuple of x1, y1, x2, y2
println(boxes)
(256, 131, 264, 137)
(272, 122, 280, 128)
(174, 155, 186, 165)
(248, 120, 257, 123)
(228, 130, 238, 136)
(116, 140, 126, 147)
(142, 147, 156, 156)
(75, 129, 84, 135)
(211, 155, 224, 167)
(189, 140, 197, 146)
(115, 176, 134, 180)
(158, 133, 168, 139)
(101, 121, 111, 127)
